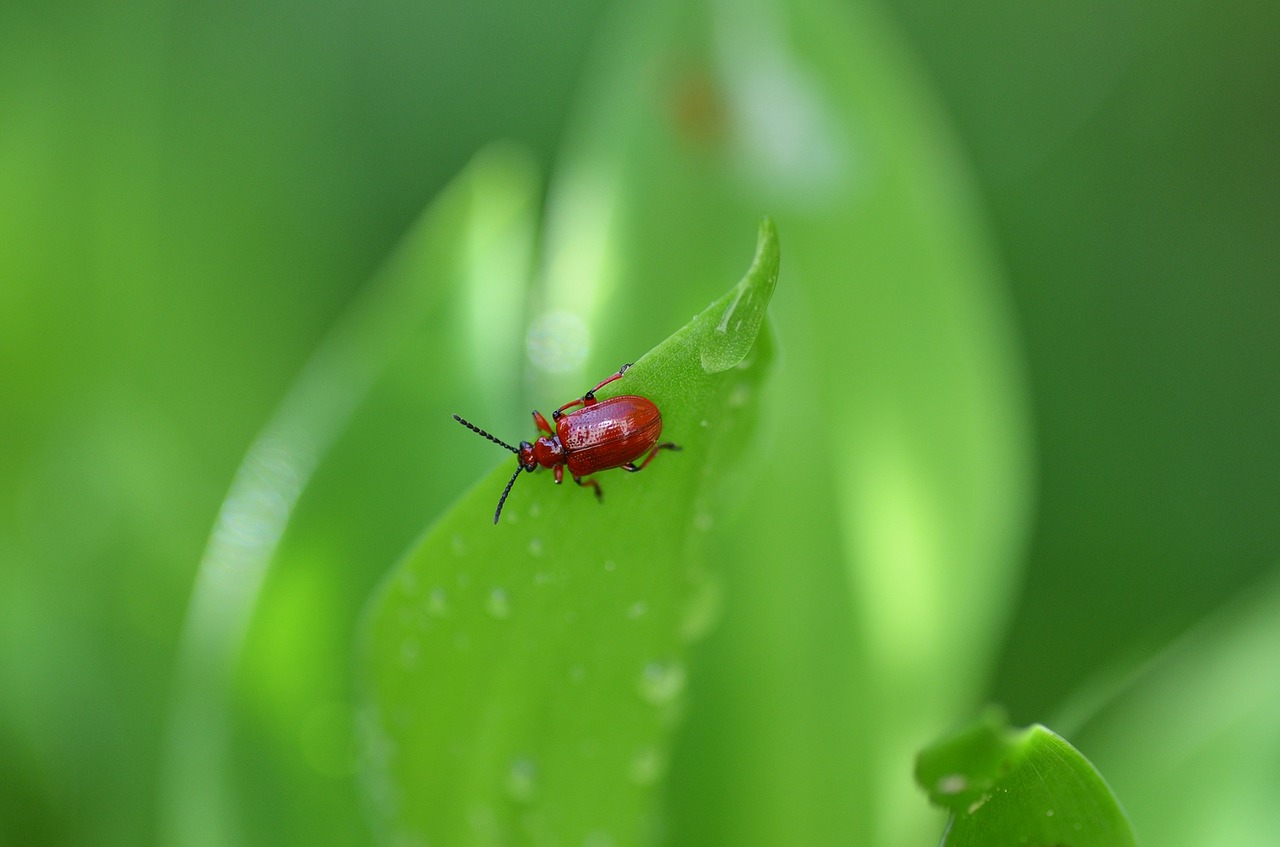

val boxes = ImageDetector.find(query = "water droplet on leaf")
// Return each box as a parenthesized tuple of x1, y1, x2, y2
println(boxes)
(637, 660, 686, 705)
(486, 587, 511, 619)
(629, 745, 666, 785)
(506, 757, 538, 802)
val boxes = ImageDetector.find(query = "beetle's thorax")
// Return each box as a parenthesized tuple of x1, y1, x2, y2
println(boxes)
(524, 435, 564, 469)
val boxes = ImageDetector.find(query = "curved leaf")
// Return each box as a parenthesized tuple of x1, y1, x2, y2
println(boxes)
(358, 220, 778, 847)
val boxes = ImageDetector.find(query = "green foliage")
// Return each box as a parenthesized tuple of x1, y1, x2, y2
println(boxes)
(2, 0, 1277, 845)
(359, 221, 777, 846)
(917, 713, 1136, 847)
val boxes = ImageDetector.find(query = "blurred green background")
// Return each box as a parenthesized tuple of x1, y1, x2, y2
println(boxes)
(2, 0, 1277, 845)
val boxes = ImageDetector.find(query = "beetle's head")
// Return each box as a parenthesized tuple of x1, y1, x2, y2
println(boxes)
(517, 440, 538, 471)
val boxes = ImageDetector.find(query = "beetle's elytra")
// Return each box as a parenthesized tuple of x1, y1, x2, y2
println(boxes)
(453, 363, 680, 524)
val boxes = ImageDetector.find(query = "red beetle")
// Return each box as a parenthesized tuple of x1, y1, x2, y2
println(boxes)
(454, 364, 680, 524)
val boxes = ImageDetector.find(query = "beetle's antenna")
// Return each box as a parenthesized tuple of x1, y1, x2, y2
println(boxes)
(493, 465, 525, 524)
(453, 414, 518, 454)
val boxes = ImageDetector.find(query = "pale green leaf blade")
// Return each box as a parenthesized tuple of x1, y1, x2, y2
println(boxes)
(1071, 571, 1280, 847)
(533, 0, 1033, 843)
(159, 144, 538, 847)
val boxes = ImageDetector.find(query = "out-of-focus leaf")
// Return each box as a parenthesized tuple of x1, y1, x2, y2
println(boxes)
(916, 712, 1137, 847)
(358, 221, 778, 847)
(159, 145, 538, 847)
(1071, 570, 1280, 847)
(530, 0, 1032, 844)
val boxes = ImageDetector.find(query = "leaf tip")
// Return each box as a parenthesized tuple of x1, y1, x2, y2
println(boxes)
(697, 217, 780, 374)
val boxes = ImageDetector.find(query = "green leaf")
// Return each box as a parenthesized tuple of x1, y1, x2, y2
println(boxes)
(358, 220, 778, 847)
(916, 712, 1137, 847)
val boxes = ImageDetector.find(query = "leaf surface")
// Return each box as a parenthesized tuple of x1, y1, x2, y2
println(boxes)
(359, 221, 779, 847)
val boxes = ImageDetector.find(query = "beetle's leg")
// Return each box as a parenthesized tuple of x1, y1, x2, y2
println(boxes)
(554, 363, 633, 418)
(583, 363, 631, 400)
(554, 464, 564, 485)
(532, 410, 554, 437)
(622, 442, 681, 473)
(573, 474, 603, 502)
